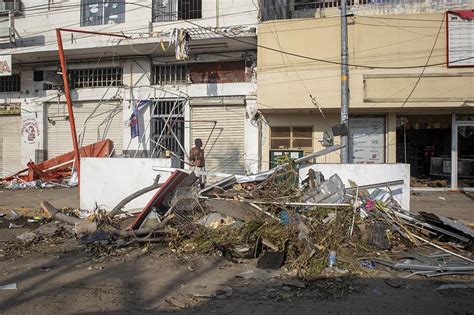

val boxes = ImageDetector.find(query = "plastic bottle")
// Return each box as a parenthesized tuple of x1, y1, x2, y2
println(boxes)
(328, 250, 337, 268)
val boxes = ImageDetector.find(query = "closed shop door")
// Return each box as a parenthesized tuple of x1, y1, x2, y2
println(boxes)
(191, 105, 246, 175)
(0, 115, 21, 177)
(46, 101, 123, 158)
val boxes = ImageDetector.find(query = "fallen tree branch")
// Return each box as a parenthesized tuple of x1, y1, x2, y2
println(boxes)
(41, 201, 174, 238)
(104, 214, 174, 238)
(109, 175, 161, 217)
(41, 201, 97, 234)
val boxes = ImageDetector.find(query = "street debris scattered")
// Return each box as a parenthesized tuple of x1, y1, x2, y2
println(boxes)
(0, 139, 113, 189)
(1, 153, 473, 283)
(0, 283, 17, 290)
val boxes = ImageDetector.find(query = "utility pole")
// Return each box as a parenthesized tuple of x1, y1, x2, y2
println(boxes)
(340, 0, 349, 163)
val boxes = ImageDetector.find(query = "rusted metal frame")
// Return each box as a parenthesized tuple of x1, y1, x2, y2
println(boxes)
(55, 28, 129, 184)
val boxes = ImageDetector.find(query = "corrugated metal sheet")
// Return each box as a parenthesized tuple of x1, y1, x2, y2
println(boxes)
(191, 105, 246, 175)
(0, 115, 21, 178)
(46, 101, 123, 158)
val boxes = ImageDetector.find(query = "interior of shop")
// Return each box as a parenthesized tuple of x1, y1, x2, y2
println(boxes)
(396, 114, 474, 187)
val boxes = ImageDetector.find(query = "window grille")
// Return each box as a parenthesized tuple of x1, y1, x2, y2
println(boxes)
(81, 0, 125, 26)
(70, 67, 123, 89)
(150, 99, 185, 161)
(152, 0, 202, 22)
(0, 73, 20, 92)
(153, 64, 189, 85)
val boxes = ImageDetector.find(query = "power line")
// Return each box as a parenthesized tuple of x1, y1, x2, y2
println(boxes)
(400, 14, 446, 108)
(6, 3, 473, 70)
(180, 18, 473, 69)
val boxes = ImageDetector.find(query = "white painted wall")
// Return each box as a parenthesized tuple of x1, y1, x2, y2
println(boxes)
(299, 163, 411, 210)
(80, 157, 181, 212)
(244, 96, 259, 174)
(1, 0, 258, 56)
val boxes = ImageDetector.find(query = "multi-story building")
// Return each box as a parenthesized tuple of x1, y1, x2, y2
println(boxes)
(0, 0, 259, 178)
(257, 0, 474, 189)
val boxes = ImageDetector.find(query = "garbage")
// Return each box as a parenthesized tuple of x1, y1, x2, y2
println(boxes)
(436, 283, 474, 290)
(328, 250, 337, 268)
(10, 210, 21, 221)
(0, 283, 17, 290)
(257, 251, 285, 269)
(1, 139, 114, 187)
(10, 151, 472, 281)
(236, 269, 281, 280)
(8, 223, 23, 229)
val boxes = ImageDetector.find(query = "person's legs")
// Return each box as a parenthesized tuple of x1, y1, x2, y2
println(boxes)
(198, 167, 206, 189)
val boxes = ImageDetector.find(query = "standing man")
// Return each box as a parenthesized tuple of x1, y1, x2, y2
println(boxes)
(189, 138, 206, 189)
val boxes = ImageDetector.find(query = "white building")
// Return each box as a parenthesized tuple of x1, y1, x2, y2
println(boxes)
(0, 0, 259, 178)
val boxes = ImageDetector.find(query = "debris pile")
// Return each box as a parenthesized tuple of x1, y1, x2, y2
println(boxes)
(27, 158, 473, 279)
(0, 139, 113, 189)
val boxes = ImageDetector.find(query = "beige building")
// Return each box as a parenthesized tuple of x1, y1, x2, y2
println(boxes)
(256, 7, 474, 189)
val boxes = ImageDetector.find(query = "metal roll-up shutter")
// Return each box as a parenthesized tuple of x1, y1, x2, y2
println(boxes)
(191, 103, 246, 175)
(0, 115, 21, 178)
(46, 101, 123, 158)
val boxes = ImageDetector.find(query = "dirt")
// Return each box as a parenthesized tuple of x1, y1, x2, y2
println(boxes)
(0, 188, 473, 314)
(411, 190, 474, 224)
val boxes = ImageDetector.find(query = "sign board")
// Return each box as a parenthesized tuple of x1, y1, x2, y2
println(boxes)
(350, 117, 385, 164)
(0, 55, 12, 76)
(447, 11, 474, 67)
(0, 102, 20, 115)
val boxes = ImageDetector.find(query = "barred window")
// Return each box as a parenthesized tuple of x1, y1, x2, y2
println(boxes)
(0, 73, 20, 92)
(153, 64, 189, 85)
(81, 0, 125, 27)
(70, 67, 123, 88)
(152, 0, 202, 22)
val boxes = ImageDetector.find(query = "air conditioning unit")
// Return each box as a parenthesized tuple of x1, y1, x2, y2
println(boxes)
(0, 1, 21, 13)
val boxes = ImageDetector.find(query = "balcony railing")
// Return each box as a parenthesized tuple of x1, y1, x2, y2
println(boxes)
(261, 0, 473, 21)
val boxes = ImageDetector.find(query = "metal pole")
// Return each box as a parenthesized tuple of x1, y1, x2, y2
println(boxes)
(340, 0, 350, 163)
(56, 29, 81, 182)
(451, 113, 458, 190)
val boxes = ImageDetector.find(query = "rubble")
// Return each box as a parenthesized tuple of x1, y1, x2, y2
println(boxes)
(3, 152, 473, 281)
(0, 139, 114, 188)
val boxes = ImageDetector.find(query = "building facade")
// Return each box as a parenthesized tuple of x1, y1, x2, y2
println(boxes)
(0, 0, 259, 178)
(257, 0, 474, 188)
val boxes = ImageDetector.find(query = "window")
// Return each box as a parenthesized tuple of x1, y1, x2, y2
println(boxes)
(0, 73, 20, 92)
(150, 99, 185, 162)
(70, 67, 123, 88)
(152, 0, 202, 22)
(271, 126, 313, 152)
(153, 64, 189, 85)
(81, 0, 125, 26)
(294, 0, 317, 11)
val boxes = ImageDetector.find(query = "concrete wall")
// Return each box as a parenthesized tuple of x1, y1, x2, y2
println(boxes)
(257, 13, 474, 111)
(80, 157, 180, 212)
(1, 0, 258, 55)
(299, 163, 411, 210)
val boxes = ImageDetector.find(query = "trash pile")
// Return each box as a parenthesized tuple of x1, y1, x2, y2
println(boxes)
(28, 159, 474, 279)
(0, 139, 113, 189)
